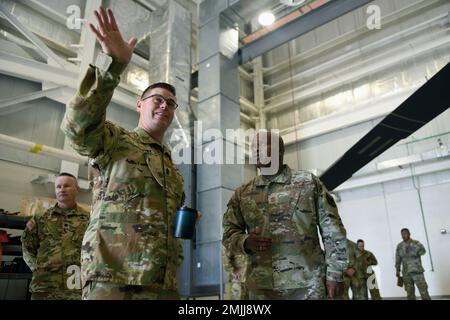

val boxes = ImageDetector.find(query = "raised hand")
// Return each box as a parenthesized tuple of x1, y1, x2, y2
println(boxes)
(89, 7, 138, 63)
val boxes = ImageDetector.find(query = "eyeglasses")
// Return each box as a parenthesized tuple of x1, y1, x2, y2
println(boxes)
(141, 94, 178, 110)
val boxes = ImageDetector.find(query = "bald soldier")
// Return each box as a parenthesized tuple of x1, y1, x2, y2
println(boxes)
(21, 173, 89, 300)
(61, 7, 192, 299)
(223, 131, 348, 300)
(396, 228, 431, 300)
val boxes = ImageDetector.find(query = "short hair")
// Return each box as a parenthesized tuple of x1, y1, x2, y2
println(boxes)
(141, 82, 176, 99)
(58, 172, 77, 180)
(57, 172, 78, 186)
(357, 239, 364, 245)
(401, 228, 410, 233)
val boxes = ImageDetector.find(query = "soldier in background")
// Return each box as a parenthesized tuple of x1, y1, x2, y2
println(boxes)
(356, 239, 381, 300)
(222, 247, 248, 300)
(395, 228, 431, 300)
(21, 173, 89, 300)
(61, 7, 197, 300)
(223, 131, 348, 300)
(341, 239, 366, 300)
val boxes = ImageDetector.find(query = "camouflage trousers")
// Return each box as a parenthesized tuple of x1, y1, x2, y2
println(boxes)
(403, 273, 431, 300)
(367, 272, 382, 300)
(224, 280, 248, 300)
(31, 290, 82, 300)
(82, 281, 180, 300)
(341, 275, 368, 300)
(248, 284, 326, 300)
(369, 287, 382, 300)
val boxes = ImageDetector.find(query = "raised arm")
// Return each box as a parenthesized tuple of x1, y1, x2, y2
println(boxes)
(61, 7, 137, 161)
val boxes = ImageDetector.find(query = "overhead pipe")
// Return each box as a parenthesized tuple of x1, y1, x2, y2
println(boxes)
(0, 1, 67, 67)
(263, 31, 450, 113)
(241, 0, 329, 45)
(334, 147, 450, 192)
(280, 87, 417, 146)
(239, 96, 259, 114)
(263, 0, 442, 76)
(0, 133, 88, 165)
(265, 12, 449, 96)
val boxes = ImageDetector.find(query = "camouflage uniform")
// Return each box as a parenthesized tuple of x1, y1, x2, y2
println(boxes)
(395, 239, 431, 300)
(341, 240, 367, 300)
(222, 247, 248, 300)
(21, 204, 89, 300)
(81, 282, 179, 300)
(222, 165, 348, 300)
(61, 56, 185, 300)
(359, 249, 381, 300)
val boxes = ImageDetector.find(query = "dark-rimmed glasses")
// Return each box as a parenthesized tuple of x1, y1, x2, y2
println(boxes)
(141, 94, 178, 110)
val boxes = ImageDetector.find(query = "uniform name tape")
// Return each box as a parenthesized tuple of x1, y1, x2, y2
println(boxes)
(29, 144, 43, 154)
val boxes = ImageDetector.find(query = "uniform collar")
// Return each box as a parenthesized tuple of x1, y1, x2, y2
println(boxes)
(53, 203, 81, 216)
(255, 165, 291, 186)
(134, 127, 171, 156)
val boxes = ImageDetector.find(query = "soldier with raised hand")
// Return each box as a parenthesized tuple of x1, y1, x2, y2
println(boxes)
(61, 7, 192, 299)
(21, 173, 89, 300)
(395, 228, 431, 300)
(222, 131, 348, 300)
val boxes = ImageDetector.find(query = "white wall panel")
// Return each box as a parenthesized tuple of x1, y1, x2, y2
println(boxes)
(419, 183, 450, 296)
(338, 175, 450, 298)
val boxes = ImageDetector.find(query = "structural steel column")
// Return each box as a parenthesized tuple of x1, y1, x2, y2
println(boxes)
(196, 0, 243, 297)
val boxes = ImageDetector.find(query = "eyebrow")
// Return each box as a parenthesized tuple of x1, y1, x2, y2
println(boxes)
(145, 93, 175, 99)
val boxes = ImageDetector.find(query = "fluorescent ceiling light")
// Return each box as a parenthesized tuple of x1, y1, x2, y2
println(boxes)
(280, 0, 306, 6)
(258, 12, 275, 26)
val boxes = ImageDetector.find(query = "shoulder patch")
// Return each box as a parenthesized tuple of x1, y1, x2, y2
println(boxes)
(26, 219, 35, 230)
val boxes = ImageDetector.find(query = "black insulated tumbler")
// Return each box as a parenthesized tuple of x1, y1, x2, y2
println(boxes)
(174, 206, 197, 239)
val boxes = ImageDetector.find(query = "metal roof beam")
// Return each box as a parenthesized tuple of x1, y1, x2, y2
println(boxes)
(0, 86, 64, 109)
(238, 0, 373, 64)
(0, 1, 68, 67)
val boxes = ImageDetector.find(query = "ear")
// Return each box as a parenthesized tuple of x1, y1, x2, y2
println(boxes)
(136, 99, 142, 113)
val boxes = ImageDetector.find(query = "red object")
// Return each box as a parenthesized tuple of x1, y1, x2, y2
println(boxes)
(0, 230, 7, 267)
(0, 230, 8, 243)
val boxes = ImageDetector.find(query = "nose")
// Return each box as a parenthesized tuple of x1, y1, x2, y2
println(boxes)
(158, 100, 168, 110)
